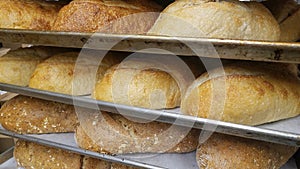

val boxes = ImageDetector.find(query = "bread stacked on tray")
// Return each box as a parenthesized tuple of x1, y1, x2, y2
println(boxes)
(14, 140, 136, 169)
(77, 54, 201, 154)
(149, 0, 280, 41)
(0, 95, 77, 134)
(0, 0, 64, 30)
(0, 47, 59, 86)
(52, 0, 162, 33)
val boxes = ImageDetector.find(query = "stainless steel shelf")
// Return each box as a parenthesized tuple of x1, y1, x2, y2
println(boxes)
(0, 29, 300, 63)
(0, 83, 299, 147)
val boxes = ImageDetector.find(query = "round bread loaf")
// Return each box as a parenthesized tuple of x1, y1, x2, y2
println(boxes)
(75, 111, 199, 154)
(52, 0, 162, 33)
(93, 58, 195, 109)
(0, 47, 54, 86)
(181, 62, 300, 125)
(196, 134, 298, 169)
(0, 0, 63, 30)
(29, 51, 123, 95)
(149, 0, 280, 41)
(0, 95, 78, 134)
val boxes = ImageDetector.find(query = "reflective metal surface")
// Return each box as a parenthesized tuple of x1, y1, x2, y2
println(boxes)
(0, 29, 299, 63)
(0, 83, 299, 147)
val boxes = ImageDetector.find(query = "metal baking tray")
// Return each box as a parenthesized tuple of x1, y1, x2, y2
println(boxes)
(0, 29, 299, 64)
(0, 83, 299, 147)
(0, 127, 163, 169)
(0, 126, 298, 169)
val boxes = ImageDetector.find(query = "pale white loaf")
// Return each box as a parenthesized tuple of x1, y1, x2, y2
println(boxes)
(149, 0, 280, 41)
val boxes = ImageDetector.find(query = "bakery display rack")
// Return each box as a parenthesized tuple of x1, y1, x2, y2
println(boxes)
(0, 28, 299, 168)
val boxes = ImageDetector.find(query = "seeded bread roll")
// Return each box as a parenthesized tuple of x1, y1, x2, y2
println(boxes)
(0, 47, 55, 86)
(29, 51, 124, 95)
(75, 111, 199, 154)
(181, 62, 300, 125)
(14, 140, 82, 169)
(196, 134, 298, 169)
(149, 0, 280, 41)
(52, 0, 162, 33)
(15, 140, 140, 169)
(0, 0, 63, 30)
(0, 95, 77, 134)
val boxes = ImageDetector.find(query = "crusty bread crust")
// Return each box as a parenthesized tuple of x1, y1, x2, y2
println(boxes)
(196, 134, 298, 169)
(149, 0, 280, 41)
(52, 0, 162, 33)
(75, 111, 199, 154)
(0, 95, 78, 134)
(181, 62, 300, 125)
(0, 0, 62, 30)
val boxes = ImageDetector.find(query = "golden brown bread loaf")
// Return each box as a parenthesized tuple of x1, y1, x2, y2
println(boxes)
(75, 111, 199, 154)
(264, 0, 300, 41)
(29, 51, 123, 95)
(149, 0, 280, 41)
(15, 140, 140, 169)
(93, 58, 196, 109)
(0, 0, 63, 30)
(0, 47, 54, 86)
(196, 134, 298, 169)
(0, 95, 78, 134)
(181, 62, 300, 125)
(52, 0, 162, 33)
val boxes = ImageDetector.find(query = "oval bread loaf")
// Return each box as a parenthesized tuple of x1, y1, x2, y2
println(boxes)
(0, 0, 63, 30)
(0, 95, 78, 134)
(29, 51, 123, 95)
(181, 62, 300, 125)
(75, 111, 199, 154)
(52, 0, 162, 33)
(0, 47, 55, 86)
(149, 0, 280, 41)
(196, 134, 298, 169)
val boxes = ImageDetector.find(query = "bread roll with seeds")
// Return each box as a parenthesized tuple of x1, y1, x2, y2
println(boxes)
(196, 134, 298, 169)
(14, 140, 140, 169)
(52, 0, 162, 33)
(75, 111, 199, 154)
(0, 95, 77, 134)
(181, 62, 300, 125)
(14, 140, 82, 169)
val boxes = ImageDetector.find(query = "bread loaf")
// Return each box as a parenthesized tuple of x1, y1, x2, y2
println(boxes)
(52, 0, 162, 33)
(0, 47, 53, 86)
(29, 51, 123, 95)
(181, 62, 300, 125)
(196, 134, 298, 169)
(15, 140, 140, 169)
(14, 140, 82, 169)
(93, 57, 196, 109)
(149, 0, 280, 41)
(0, 95, 78, 134)
(75, 111, 199, 154)
(0, 0, 63, 30)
